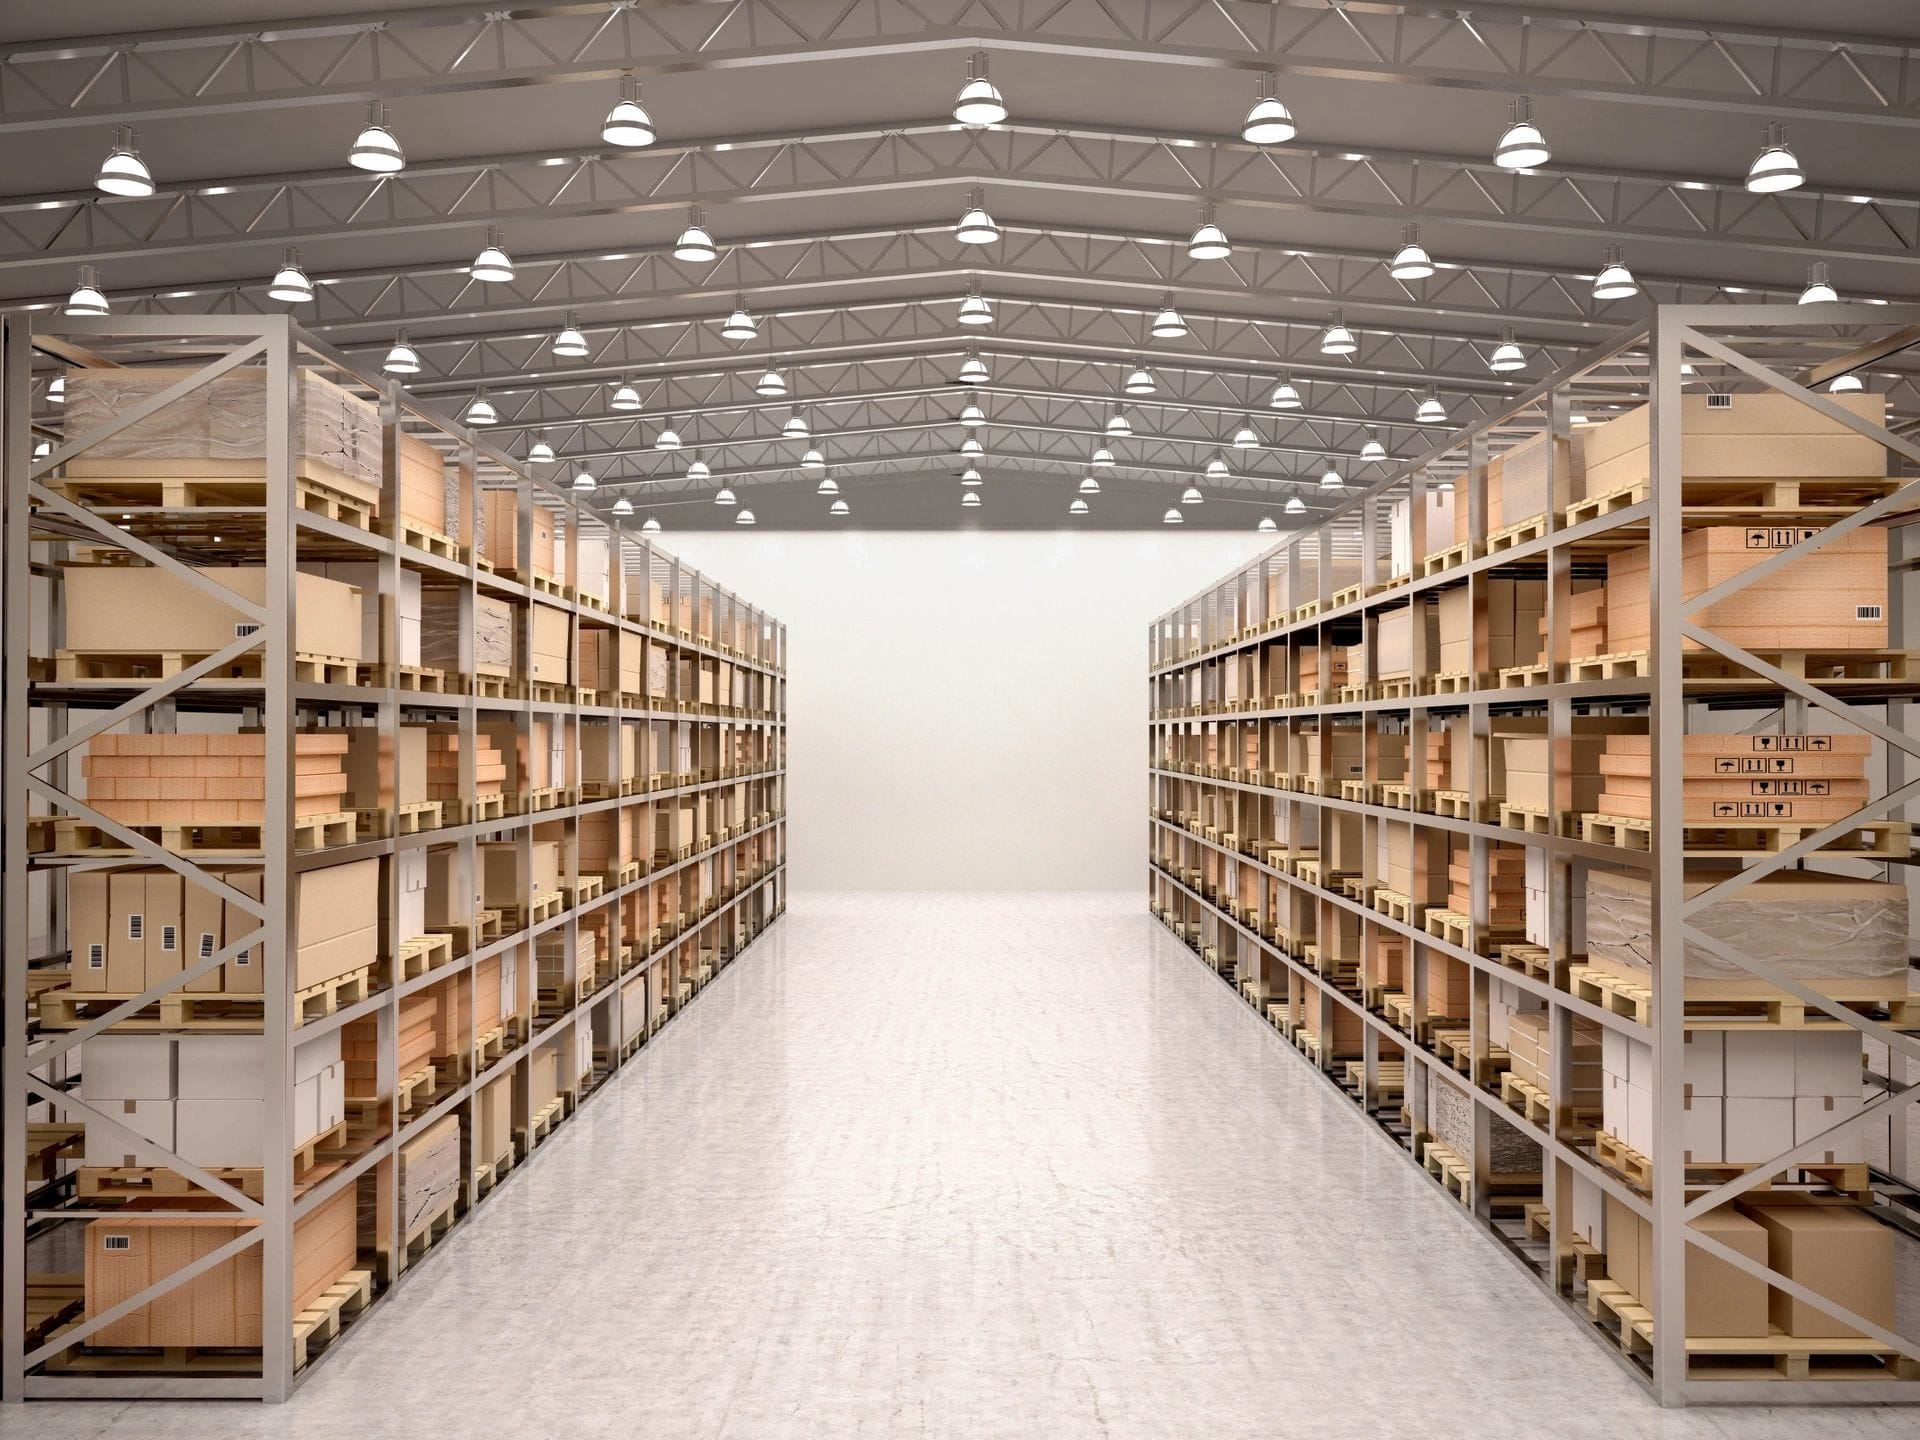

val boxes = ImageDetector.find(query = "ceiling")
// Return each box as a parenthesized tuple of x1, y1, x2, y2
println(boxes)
(8, 0, 1920, 530)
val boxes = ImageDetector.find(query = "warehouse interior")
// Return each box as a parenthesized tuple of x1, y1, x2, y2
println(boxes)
(8, 1, 1920, 1433)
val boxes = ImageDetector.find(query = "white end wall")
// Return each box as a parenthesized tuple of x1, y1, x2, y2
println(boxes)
(662, 531, 1267, 890)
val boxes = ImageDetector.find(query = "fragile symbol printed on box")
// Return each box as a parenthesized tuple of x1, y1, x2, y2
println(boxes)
(1750, 736, 1830, 752)
(1713, 800, 1795, 818)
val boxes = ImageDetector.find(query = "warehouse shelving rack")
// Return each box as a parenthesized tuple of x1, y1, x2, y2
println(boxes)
(1148, 304, 1920, 1406)
(0, 313, 788, 1401)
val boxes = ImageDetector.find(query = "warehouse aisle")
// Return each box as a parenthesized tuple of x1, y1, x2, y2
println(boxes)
(16, 893, 1915, 1440)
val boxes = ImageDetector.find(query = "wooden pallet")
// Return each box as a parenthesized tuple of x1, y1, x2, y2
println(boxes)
(38, 986, 267, 1031)
(575, 873, 606, 904)
(1595, 1130, 1654, 1187)
(470, 673, 517, 699)
(1376, 676, 1415, 700)
(388, 663, 454, 694)
(475, 1145, 517, 1198)
(1682, 1159, 1872, 1202)
(1486, 513, 1549, 553)
(467, 790, 510, 822)
(402, 1200, 458, 1266)
(53, 811, 355, 857)
(296, 966, 373, 1024)
(1499, 1072, 1554, 1127)
(52, 473, 377, 529)
(527, 785, 565, 812)
(1372, 888, 1414, 924)
(1427, 670, 1474, 694)
(528, 890, 564, 925)
(472, 1024, 506, 1071)
(1565, 480, 1649, 528)
(396, 1064, 437, 1118)
(1292, 599, 1322, 621)
(26, 1274, 84, 1353)
(1496, 942, 1555, 983)
(398, 518, 460, 560)
(396, 931, 454, 981)
(1684, 990, 1920, 1031)
(1579, 812, 1908, 857)
(25, 1123, 84, 1186)
(1377, 782, 1413, 811)
(1426, 789, 1474, 819)
(524, 1095, 564, 1147)
(1497, 803, 1553, 835)
(293, 1268, 375, 1371)
(53, 648, 364, 686)
(527, 682, 572, 706)
(1497, 663, 1550, 690)
(1567, 651, 1650, 682)
(1420, 540, 1474, 577)
(76, 1121, 347, 1203)
(1425, 908, 1522, 955)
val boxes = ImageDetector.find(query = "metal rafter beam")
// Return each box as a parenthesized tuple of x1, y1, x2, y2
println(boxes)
(10, 121, 1920, 274)
(8, 1, 1920, 131)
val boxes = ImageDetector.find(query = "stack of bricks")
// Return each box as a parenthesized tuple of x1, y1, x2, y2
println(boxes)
(83, 733, 349, 824)
(423, 728, 505, 804)
(1446, 838, 1528, 931)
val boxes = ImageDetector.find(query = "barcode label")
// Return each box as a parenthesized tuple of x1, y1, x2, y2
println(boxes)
(103, 1234, 131, 1252)
(1858, 604, 1883, 621)
(235, 622, 262, 638)
(199, 933, 216, 958)
(126, 914, 143, 940)
(1706, 393, 1733, 409)
(160, 925, 177, 952)
(87, 943, 104, 970)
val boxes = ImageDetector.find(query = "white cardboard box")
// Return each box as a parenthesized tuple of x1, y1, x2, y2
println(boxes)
(1724, 1031, 1797, 1098)
(292, 1074, 323, 1147)
(174, 1097, 264, 1168)
(318, 1062, 346, 1132)
(1569, 1170, 1606, 1249)
(79, 1035, 173, 1101)
(1795, 1094, 1867, 1163)
(1626, 1080, 1654, 1154)
(1684, 1030, 1725, 1098)
(1603, 1071, 1629, 1140)
(175, 1034, 261, 1100)
(397, 848, 428, 942)
(1682, 1093, 1724, 1163)
(1724, 1096, 1795, 1164)
(83, 1099, 174, 1166)
(1795, 1031, 1864, 1097)
(296, 1030, 340, 1085)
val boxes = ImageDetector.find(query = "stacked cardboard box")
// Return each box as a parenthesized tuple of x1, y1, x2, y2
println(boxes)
(79, 1033, 345, 1169)
(422, 727, 505, 804)
(83, 732, 350, 825)
(477, 839, 563, 912)
(1294, 644, 1348, 695)
(1300, 725, 1363, 788)
(1436, 578, 1546, 675)
(1444, 839, 1526, 930)
(1606, 525, 1888, 655)
(1424, 951, 1470, 1020)
(1503, 1011, 1604, 1109)
(1374, 598, 1439, 680)
(1376, 820, 1446, 906)
(303, 562, 420, 666)
(1581, 392, 1888, 497)
(577, 808, 633, 880)
(1494, 717, 1646, 817)
(1389, 488, 1456, 576)
(1604, 1195, 1770, 1337)
(1741, 1205, 1894, 1340)
(1586, 865, 1908, 1001)
(1424, 720, 1456, 792)
(1521, 847, 1588, 951)
(580, 628, 643, 698)
(1445, 430, 1576, 544)
(84, 1182, 357, 1347)
(64, 564, 368, 664)
(1592, 731, 1870, 825)
(481, 491, 557, 576)
(420, 593, 516, 678)
(472, 1072, 514, 1169)
(1566, 583, 1606, 659)
(529, 602, 571, 684)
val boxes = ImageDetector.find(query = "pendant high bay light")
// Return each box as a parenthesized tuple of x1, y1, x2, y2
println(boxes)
(1258, 514, 1278, 533)
(469, 228, 515, 283)
(1070, 498, 1090, 516)
(1746, 121, 1804, 194)
(1494, 96, 1550, 170)
(1360, 432, 1387, 462)
(641, 515, 661, 533)
(721, 296, 758, 341)
(1187, 205, 1231, 261)
(64, 266, 108, 317)
(1241, 72, 1295, 146)
(1124, 363, 1156, 397)
(830, 498, 850, 516)
(552, 312, 589, 358)
(383, 330, 422, 375)
(612, 497, 634, 515)
(1388, 224, 1435, 282)
(1489, 326, 1527, 373)
(463, 389, 498, 426)
(952, 50, 1007, 127)
(1285, 495, 1305, 515)
(1592, 246, 1638, 301)
(609, 378, 643, 412)
(1106, 413, 1132, 438)
(1319, 313, 1357, 356)
(1078, 476, 1100, 494)
(95, 127, 155, 197)
(348, 101, 405, 173)
(1151, 295, 1188, 339)
(602, 73, 656, 147)
(958, 351, 990, 385)
(267, 248, 314, 303)
(958, 286, 994, 327)
(1799, 262, 1839, 305)
(1270, 376, 1302, 409)
(527, 433, 556, 463)
(955, 188, 1000, 245)
(755, 367, 788, 398)
(673, 207, 718, 264)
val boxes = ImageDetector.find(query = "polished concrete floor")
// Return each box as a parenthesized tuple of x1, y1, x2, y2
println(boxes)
(10, 892, 1916, 1438)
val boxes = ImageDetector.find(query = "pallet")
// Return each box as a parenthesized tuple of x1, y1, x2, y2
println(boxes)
(398, 518, 460, 560)
(1594, 1130, 1654, 1187)
(1496, 942, 1556, 983)
(1427, 670, 1474, 695)
(52, 473, 377, 529)
(1578, 812, 1908, 857)
(38, 986, 267, 1031)
(1684, 990, 1920, 1031)
(527, 682, 572, 706)
(296, 967, 373, 1023)
(527, 785, 565, 812)
(1485, 513, 1548, 554)
(1376, 676, 1415, 700)
(1372, 888, 1413, 924)
(54, 810, 355, 856)
(1425, 789, 1474, 819)
(396, 1064, 437, 1118)
(402, 1200, 458, 1266)
(351, 798, 445, 841)
(388, 663, 454, 694)
(1682, 1159, 1872, 1203)
(26, 1275, 84, 1353)
(528, 890, 564, 925)
(53, 648, 364, 687)
(1425, 908, 1522, 955)
(1566, 651, 1649, 682)
(293, 1268, 375, 1371)
(76, 1121, 347, 1203)
(1292, 599, 1322, 621)
(1420, 540, 1474, 577)
(1499, 1072, 1554, 1127)
(475, 1146, 517, 1198)
(1677, 647, 1914, 685)
(1565, 480, 1648, 528)
(1377, 782, 1413, 811)
(25, 1123, 84, 1186)
(525, 1095, 564, 1146)
(575, 873, 606, 904)
(1497, 804, 1554, 835)
(467, 790, 510, 822)
(471, 674, 517, 700)
(472, 1024, 506, 1070)
(1497, 663, 1550, 690)
(396, 931, 454, 981)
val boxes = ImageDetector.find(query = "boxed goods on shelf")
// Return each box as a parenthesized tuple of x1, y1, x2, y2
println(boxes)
(1741, 1204, 1894, 1340)
(422, 728, 506, 804)
(394, 431, 451, 535)
(1424, 952, 1469, 1019)
(1375, 599, 1438, 679)
(473, 1072, 513, 1170)
(84, 1183, 358, 1348)
(580, 628, 643, 698)
(1605, 525, 1888, 654)
(1436, 578, 1546, 673)
(395, 1113, 460, 1240)
(529, 602, 571, 684)
(1580, 392, 1888, 496)
(61, 366, 385, 505)
(477, 840, 563, 911)
(1431, 1073, 1538, 1175)
(303, 563, 421, 666)
(1294, 643, 1347, 695)
(1605, 1195, 1769, 1338)
(419, 593, 516, 678)
(82, 731, 351, 825)
(1389, 488, 1456, 575)
(343, 726, 430, 810)
(1376, 821, 1446, 904)
(63, 564, 367, 664)
(1493, 717, 1646, 816)
(576, 535, 612, 608)
(1585, 866, 1908, 999)
(481, 491, 557, 575)
(1521, 847, 1588, 950)
(1590, 731, 1870, 824)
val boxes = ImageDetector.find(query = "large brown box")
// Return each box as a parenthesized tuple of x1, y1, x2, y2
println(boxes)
(1581, 392, 1888, 496)
(481, 492, 557, 575)
(83, 731, 349, 824)
(530, 602, 571, 684)
(477, 840, 563, 910)
(1606, 526, 1888, 653)
(343, 725, 430, 810)
(62, 366, 385, 500)
(1374, 599, 1439, 678)
(84, 1184, 357, 1347)
(396, 431, 448, 531)
(473, 1073, 513, 1168)
(1742, 1204, 1895, 1340)
(1606, 1197, 1770, 1337)
(64, 564, 367, 663)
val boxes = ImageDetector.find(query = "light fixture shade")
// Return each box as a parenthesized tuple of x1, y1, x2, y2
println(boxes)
(801, 447, 826, 471)
(1798, 262, 1838, 305)
(1389, 225, 1435, 281)
(469, 228, 514, 283)
(1078, 476, 1100, 494)
(713, 487, 737, 506)
(33, 439, 51, 458)
(610, 380, 642, 411)
(1232, 423, 1259, 450)
(1489, 328, 1527, 372)
(48, 375, 65, 404)
(816, 476, 839, 495)
(655, 425, 683, 451)
(960, 467, 983, 486)
(1319, 465, 1343, 490)
(1284, 496, 1305, 515)
(349, 103, 405, 173)
(383, 329, 422, 375)
(612, 497, 634, 515)
(552, 314, 589, 357)
(1494, 98, 1550, 170)
(959, 436, 985, 457)
(602, 74, 656, 147)
(673, 209, 717, 264)
(961, 492, 982, 507)
(641, 515, 661, 533)
(1258, 515, 1278, 533)
(1204, 457, 1229, 481)
(1829, 372, 1865, 393)
(527, 434, 556, 463)
(1592, 246, 1637, 300)
(1106, 413, 1132, 438)
(958, 291, 994, 326)
(830, 499, 850, 515)
(464, 391, 497, 426)
(953, 52, 1008, 128)
(1124, 366, 1155, 396)
(686, 458, 711, 481)
(571, 468, 596, 491)
(1415, 392, 1447, 424)
(721, 298, 757, 341)
(1270, 379, 1302, 409)
(268, 248, 314, 303)
(1091, 447, 1114, 468)
(1241, 81, 1296, 146)
(958, 353, 990, 384)
(65, 266, 108, 317)
(959, 401, 986, 427)
(1181, 485, 1204, 505)
(734, 508, 756, 525)
(1436, 478, 1456, 493)
(1187, 209, 1231, 261)
(1151, 298, 1188, 339)
(1360, 435, 1386, 462)
(782, 412, 809, 439)
(1320, 316, 1357, 355)
(1163, 507, 1183, 525)
(95, 127, 155, 198)
(1069, 498, 1090, 515)
(1746, 122, 1804, 194)
(756, 368, 788, 397)
(955, 189, 1000, 245)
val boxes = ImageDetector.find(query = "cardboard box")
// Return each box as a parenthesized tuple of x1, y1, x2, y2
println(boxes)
(343, 724, 430, 810)
(1683, 1092, 1724, 1164)
(1795, 1094, 1867, 1163)
(1724, 1096, 1795, 1165)
(107, 870, 150, 993)
(398, 1113, 461, 1241)
(481, 492, 557, 574)
(530, 602, 571, 684)
(81, 1098, 175, 1167)
(69, 870, 112, 992)
(293, 859, 380, 989)
(1724, 1031, 1797, 1098)
(1742, 1204, 1894, 1340)
(478, 840, 562, 909)
(173, 1098, 263, 1168)
(396, 432, 447, 531)
(1581, 392, 1888, 495)
(474, 1073, 514, 1167)
(81, 1035, 175, 1102)
(1374, 600, 1438, 677)
(63, 564, 368, 663)
(1682, 1207, 1769, 1338)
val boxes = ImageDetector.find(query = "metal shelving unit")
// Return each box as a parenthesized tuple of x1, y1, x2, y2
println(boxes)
(1147, 304, 1920, 1406)
(0, 314, 788, 1401)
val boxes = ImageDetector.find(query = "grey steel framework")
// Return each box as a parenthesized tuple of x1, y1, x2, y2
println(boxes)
(0, 312, 789, 1400)
(1144, 301, 1920, 1404)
